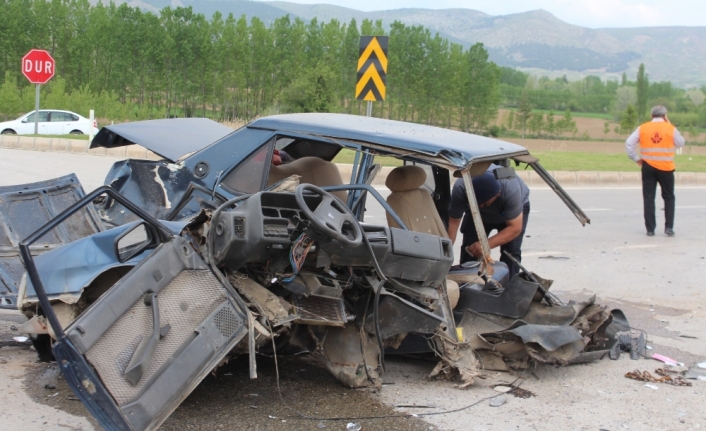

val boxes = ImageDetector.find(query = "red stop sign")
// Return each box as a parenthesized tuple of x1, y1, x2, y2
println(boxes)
(22, 49, 55, 84)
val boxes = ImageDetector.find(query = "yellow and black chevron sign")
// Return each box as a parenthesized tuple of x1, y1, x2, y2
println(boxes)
(356, 36, 388, 101)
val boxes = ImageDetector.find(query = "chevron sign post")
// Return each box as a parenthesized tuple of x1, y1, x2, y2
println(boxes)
(356, 36, 388, 116)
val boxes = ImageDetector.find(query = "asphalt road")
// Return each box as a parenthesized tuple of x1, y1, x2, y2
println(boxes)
(1, 148, 705, 430)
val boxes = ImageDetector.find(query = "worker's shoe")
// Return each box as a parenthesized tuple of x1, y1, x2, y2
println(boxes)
(646, 231, 655, 237)
(665, 228, 675, 237)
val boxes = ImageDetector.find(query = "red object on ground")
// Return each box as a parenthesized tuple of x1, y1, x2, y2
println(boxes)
(22, 49, 55, 84)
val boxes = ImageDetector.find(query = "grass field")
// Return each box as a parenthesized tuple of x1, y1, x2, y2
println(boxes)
(333, 149, 403, 167)
(8, 133, 91, 140)
(533, 110, 613, 120)
(333, 148, 706, 172)
(497, 109, 706, 143)
(532, 152, 706, 172)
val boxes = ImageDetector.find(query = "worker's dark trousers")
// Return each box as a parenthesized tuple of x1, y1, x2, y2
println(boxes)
(642, 162, 675, 233)
(459, 202, 530, 276)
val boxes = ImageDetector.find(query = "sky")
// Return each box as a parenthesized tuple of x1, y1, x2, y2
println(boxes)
(260, 0, 705, 28)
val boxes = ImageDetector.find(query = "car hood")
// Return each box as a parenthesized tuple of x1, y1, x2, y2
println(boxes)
(90, 118, 234, 162)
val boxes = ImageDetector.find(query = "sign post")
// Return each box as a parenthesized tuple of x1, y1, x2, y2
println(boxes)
(21, 49, 55, 134)
(356, 36, 388, 117)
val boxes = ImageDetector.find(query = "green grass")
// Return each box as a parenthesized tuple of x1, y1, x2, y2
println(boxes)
(535, 110, 612, 120)
(333, 149, 403, 167)
(504, 108, 613, 120)
(334, 148, 706, 172)
(532, 152, 706, 172)
(11, 133, 91, 140)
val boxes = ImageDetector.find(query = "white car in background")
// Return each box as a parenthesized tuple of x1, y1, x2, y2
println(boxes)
(0, 109, 98, 135)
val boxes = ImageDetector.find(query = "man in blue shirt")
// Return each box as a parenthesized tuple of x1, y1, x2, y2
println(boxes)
(447, 170, 530, 276)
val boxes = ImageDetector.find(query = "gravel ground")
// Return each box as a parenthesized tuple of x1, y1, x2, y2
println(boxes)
(3, 292, 705, 431)
(0, 315, 435, 431)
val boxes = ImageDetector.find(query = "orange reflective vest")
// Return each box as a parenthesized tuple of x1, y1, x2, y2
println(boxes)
(639, 121, 677, 171)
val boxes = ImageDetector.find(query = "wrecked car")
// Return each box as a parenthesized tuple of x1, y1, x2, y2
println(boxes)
(1, 114, 624, 431)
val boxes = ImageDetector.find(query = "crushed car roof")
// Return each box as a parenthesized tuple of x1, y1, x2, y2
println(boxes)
(248, 114, 529, 168)
(90, 118, 234, 162)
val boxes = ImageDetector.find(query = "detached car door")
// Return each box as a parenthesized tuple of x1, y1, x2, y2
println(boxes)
(22, 187, 249, 431)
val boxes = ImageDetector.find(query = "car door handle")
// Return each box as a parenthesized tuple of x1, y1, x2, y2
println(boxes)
(124, 292, 171, 386)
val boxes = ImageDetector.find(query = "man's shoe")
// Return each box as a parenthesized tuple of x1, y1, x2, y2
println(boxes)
(647, 231, 655, 237)
(665, 228, 675, 236)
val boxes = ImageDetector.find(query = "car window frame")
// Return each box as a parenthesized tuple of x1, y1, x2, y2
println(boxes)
(218, 137, 276, 195)
(23, 111, 50, 123)
(50, 111, 66, 122)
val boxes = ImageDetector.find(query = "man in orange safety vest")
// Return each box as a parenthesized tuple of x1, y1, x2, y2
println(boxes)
(625, 105, 685, 237)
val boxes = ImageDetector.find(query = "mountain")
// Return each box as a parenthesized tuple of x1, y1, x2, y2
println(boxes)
(107, 0, 706, 86)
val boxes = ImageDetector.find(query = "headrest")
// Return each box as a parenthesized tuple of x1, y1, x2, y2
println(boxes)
(386, 165, 426, 192)
(272, 156, 328, 175)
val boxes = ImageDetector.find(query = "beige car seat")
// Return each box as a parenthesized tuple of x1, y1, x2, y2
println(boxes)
(385, 165, 460, 308)
(268, 156, 347, 202)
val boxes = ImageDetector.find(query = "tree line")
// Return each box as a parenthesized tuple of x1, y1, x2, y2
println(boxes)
(0, 0, 500, 132)
(499, 64, 706, 131)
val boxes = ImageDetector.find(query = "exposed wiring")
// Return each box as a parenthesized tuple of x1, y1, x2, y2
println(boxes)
(281, 233, 314, 283)
(361, 232, 388, 373)
(358, 291, 377, 386)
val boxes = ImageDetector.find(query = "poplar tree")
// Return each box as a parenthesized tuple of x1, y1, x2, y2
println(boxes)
(636, 63, 649, 122)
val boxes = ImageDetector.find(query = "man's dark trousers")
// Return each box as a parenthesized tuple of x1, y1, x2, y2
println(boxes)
(459, 202, 530, 276)
(642, 162, 675, 233)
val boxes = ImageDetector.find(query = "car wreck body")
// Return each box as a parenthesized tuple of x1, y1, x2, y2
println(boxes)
(4, 114, 625, 431)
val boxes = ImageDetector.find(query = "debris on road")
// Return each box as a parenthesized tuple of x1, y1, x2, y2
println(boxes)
(625, 369, 692, 386)
(685, 366, 706, 380)
(610, 330, 647, 360)
(508, 386, 535, 398)
(652, 353, 684, 366)
(346, 423, 362, 431)
(493, 381, 534, 398)
(489, 396, 507, 407)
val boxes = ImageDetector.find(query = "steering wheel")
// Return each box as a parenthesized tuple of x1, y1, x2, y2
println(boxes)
(294, 184, 363, 247)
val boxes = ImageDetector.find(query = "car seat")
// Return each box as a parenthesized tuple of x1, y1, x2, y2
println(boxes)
(384, 165, 460, 308)
(267, 156, 347, 202)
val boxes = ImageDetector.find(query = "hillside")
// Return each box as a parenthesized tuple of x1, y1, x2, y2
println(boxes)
(109, 0, 706, 86)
